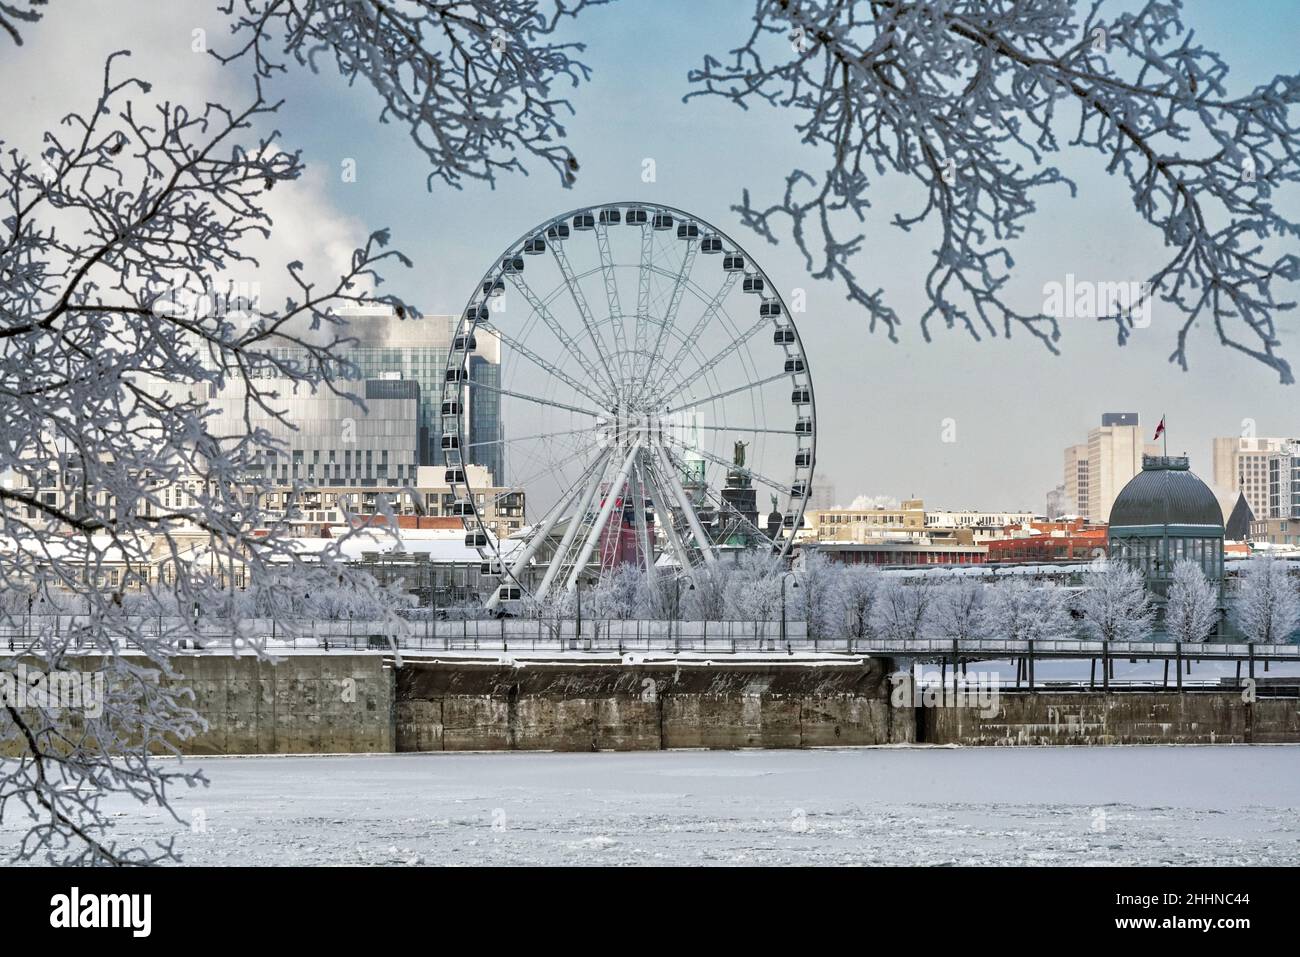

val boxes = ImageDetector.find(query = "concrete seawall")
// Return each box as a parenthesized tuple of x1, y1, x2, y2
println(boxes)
(395, 656, 909, 751)
(924, 691, 1300, 745)
(1, 654, 395, 756)
(5, 654, 1297, 755)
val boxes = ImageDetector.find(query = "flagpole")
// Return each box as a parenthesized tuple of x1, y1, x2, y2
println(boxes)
(1162, 412, 1167, 457)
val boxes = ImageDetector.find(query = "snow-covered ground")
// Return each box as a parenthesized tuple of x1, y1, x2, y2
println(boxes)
(29, 746, 1300, 866)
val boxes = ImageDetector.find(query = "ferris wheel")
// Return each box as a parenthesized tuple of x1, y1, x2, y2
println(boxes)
(440, 203, 816, 607)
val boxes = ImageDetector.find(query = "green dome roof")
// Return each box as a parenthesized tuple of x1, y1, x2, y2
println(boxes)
(1109, 456, 1224, 529)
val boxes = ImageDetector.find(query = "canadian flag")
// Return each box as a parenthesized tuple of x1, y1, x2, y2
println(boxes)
(1153, 416, 1166, 441)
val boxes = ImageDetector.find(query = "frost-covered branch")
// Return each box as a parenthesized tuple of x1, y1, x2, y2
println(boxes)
(690, 0, 1300, 381)
(0, 53, 415, 864)
(215, 0, 609, 190)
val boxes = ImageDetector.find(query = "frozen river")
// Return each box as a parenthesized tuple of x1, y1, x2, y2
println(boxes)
(22, 745, 1290, 866)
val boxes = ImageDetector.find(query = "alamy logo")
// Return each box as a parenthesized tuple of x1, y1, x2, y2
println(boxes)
(49, 887, 151, 937)
(1042, 273, 1153, 328)
(0, 665, 105, 717)
(889, 666, 1001, 718)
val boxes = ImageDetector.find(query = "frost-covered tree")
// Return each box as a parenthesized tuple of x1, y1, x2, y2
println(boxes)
(980, 578, 1073, 642)
(792, 548, 842, 638)
(0, 0, 612, 863)
(586, 563, 647, 619)
(725, 551, 785, 622)
(1231, 554, 1300, 645)
(871, 575, 935, 641)
(1078, 560, 1155, 642)
(4, 1, 607, 191)
(684, 560, 732, 621)
(215, 0, 608, 190)
(0, 54, 418, 864)
(932, 574, 988, 642)
(1165, 559, 1219, 643)
(690, 2, 1300, 381)
(839, 563, 881, 639)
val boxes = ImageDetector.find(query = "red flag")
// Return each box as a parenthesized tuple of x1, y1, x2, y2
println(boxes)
(1153, 416, 1166, 441)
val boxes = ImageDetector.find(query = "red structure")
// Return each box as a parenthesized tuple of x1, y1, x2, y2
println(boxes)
(983, 520, 1108, 563)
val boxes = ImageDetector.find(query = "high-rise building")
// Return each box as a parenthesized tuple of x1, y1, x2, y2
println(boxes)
(1082, 413, 1158, 524)
(1266, 442, 1300, 519)
(1063, 443, 1090, 517)
(208, 375, 420, 488)
(1211, 435, 1298, 520)
(258, 311, 504, 485)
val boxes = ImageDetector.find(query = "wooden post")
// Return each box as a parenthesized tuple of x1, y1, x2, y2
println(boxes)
(1249, 643, 1256, 682)
(1027, 640, 1035, 694)
(1090, 657, 1096, 688)
(1103, 640, 1109, 692)
(1163, 659, 1169, 688)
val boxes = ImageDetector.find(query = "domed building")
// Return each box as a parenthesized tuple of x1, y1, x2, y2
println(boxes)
(1108, 455, 1225, 600)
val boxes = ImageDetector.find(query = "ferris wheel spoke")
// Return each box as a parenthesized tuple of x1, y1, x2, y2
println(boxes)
(465, 425, 595, 452)
(631, 225, 655, 380)
(477, 319, 610, 410)
(507, 439, 602, 501)
(465, 376, 603, 418)
(549, 241, 620, 394)
(663, 371, 790, 415)
(636, 234, 698, 404)
(594, 223, 630, 383)
(660, 435, 795, 497)
(692, 423, 801, 435)
(645, 270, 741, 402)
(655, 315, 771, 407)
(507, 273, 614, 398)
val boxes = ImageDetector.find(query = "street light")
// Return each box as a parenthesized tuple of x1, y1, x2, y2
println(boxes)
(780, 571, 800, 650)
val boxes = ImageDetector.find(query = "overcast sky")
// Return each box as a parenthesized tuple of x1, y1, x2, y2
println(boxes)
(4, 0, 1297, 511)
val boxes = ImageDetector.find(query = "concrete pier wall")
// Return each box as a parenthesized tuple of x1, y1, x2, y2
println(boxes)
(395, 657, 908, 751)
(924, 691, 1300, 745)
(1, 654, 395, 756)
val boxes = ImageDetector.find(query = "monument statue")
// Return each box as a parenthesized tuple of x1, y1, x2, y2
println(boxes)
(733, 439, 748, 468)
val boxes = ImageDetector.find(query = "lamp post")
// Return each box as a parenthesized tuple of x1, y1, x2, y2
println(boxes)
(780, 571, 799, 649)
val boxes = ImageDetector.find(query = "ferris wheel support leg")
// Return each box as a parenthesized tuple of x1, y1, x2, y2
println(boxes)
(630, 460, 658, 581)
(486, 452, 608, 610)
(565, 440, 644, 592)
(532, 449, 613, 604)
(652, 443, 718, 565)
(643, 463, 695, 580)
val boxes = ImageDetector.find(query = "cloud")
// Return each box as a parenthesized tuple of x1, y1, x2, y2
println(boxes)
(1, 0, 375, 327)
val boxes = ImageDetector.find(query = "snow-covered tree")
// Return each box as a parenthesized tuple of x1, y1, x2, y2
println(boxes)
(792, 549, 842, 639)
(586, 563, 648, 620)
(690, 2, 1300, 381)
(839, 564, 881, 640)
(1165, 560, 1220, 643)
(0, 55, 421, 863)
(932, 574, 988, 643)
(0, 0, 607, 863)
(871, 576, 936, 642)
(684, 560, 732, 621)
(725, 551, 785, 622)
(1078, 561, 1156, 643)
(980, 578, 1074, 643)
(1231, 554, 1300, 645)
